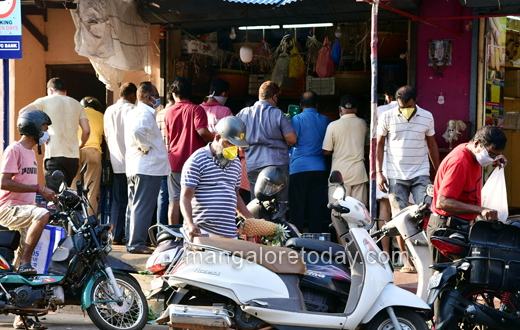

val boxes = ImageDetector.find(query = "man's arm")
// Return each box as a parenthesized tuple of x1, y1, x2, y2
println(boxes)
(376, 134, 388, 193)
(19, 104, 38, 114)
(79, 118, 91, 149)
(323, 150, 332, 156)
(426, 135, 440, 171)
(0, 173, 56, 202)
(284, 131, 297, 147)
(180, 187, 201, 235)
(197, 128, 214, 142)
(236, 190, 254, 219)
(437, 194, 498, 221)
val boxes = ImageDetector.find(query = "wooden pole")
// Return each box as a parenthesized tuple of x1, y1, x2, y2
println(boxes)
(369, 0, 379, 219)
(477, 17, 485, 130)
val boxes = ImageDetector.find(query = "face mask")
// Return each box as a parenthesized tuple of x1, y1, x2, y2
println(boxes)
(214, 96, 228, 106)
(215, 143, 230, 167)
(223, 146, 238, 160)
(39, 131, 49, 145)
(151, 96, 161, 109)
(475, 145, 495, 167)
(400, 107, 415, 120)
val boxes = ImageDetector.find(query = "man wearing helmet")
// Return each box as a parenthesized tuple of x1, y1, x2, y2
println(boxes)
(181, 116, 255, 238)
(0, 110, 57, 276)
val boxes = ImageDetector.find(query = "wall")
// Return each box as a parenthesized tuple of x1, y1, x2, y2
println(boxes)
(415, 0, 474, 149)
(4, 9, 160, 185)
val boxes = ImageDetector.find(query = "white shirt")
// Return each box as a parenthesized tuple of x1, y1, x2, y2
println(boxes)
(377, 105, 435, 180)
(104, 99, 135, 174)
(125, 102, 171, 177)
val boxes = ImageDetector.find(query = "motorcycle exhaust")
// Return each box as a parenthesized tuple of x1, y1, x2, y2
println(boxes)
(465, 303, 520, 330)
(157, 304, 233, 330)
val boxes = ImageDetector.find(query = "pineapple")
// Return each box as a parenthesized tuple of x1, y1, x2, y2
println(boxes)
(244, 218, 277, 237)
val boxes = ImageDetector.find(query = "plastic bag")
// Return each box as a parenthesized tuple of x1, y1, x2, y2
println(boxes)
(271, 52, 294, 90)
(316, 36, 335, 78)
(331, 37, 342, 64)
(31, 225, 66, 274)
(481, 167, 509, 222)
(289, 38, 306, 79)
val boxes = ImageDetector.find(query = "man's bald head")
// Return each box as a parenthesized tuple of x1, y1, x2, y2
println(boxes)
(300, 91, 319, 110)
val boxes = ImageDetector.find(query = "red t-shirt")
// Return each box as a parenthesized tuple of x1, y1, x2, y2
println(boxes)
(164, 101, 209, 172)
(431, 143, 482, 221)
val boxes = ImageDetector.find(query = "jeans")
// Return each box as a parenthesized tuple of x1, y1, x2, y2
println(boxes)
(388, 175, 432, 217)
(157, 176, 169, 225)
(289, 171, 329, 233)
(126, 174, 162, 251)
(110, 174, 128, 242)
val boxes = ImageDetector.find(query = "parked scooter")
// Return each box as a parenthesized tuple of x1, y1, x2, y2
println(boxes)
(427, 219, 520, 330)
(0, 164, 148, 330)
(155, 171, 429, 330)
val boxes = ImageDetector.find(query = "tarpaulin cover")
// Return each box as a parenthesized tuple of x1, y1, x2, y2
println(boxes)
(71, 0, 150, 90)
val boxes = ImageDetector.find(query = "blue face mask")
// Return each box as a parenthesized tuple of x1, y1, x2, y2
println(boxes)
(151, 96, 161, 109)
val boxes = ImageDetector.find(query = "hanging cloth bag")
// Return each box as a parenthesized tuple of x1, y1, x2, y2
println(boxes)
(316, 36, 335, 78)
(289, 38, 306, 79)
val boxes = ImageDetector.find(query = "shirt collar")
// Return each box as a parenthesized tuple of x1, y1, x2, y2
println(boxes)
(342, 113, 357, 118)
(137, 102, 156, 116)
(302, 108, 318, 114)
(203, 102, 220, 106)
(119, 99, 133, 105)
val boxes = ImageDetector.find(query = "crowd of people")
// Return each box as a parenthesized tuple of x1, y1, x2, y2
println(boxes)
(0, 73, 510, 288)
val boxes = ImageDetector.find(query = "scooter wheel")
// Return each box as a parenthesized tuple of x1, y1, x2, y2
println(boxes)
(87, 273, 149, 330)
(367, 307, 428, 330)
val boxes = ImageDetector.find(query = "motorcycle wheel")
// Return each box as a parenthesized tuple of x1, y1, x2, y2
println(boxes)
(87, 273, 149, 330)
(367, 307, 428, 330)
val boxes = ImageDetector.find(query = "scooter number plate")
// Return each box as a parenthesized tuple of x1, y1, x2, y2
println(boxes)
(428, 273, 443, 290)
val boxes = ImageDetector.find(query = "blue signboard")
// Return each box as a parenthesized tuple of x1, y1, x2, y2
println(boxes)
(0, 0, 21, 59)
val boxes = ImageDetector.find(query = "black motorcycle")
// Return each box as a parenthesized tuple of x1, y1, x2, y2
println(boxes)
(427, 220, 520, 330)
(0, 164, 148, 330)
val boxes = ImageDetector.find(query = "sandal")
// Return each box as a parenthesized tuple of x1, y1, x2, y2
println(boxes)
(13, 318, 48, 329)
(17, 263, 37, 275)
(399, 266, 416, 273)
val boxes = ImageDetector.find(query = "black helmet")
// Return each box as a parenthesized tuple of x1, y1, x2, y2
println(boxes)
(17, 110, 52, 141)
(80, 96, 103, 113)
(254, 166, 286, 201)
(215, 116, 249, 147)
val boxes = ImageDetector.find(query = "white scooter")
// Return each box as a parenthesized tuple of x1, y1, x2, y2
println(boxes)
(372, 185, 434, 302)
(156, 171, 430, 330)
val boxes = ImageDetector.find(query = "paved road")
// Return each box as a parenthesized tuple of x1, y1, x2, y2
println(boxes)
(0, 313, 166, 330)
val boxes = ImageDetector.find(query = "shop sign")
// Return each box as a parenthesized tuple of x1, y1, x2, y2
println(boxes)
(0, 0, 21, 59)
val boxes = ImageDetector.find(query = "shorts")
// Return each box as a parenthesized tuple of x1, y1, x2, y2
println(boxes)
(388, 175, 430, 217)
(167, 171, 182, 201)
(0, 204, 49, 267)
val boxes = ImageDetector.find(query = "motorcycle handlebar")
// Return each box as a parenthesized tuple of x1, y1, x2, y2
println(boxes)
(327, 203, 350, 213)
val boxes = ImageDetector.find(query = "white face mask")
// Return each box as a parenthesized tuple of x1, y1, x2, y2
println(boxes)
(475, 145, 495, 167)
(214, 95, 228, 106)
(39, 131, 50, 145)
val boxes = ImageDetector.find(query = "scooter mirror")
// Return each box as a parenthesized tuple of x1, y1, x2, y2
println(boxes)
(329, 171, 344, 185)
(52, 170, 65, 183)
(426, 184, 434, 197)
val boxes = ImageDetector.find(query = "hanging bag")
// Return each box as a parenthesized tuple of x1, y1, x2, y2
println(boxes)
(331, 37, 342, 64)
(316, 36, 335, 77)
(289, 38, 306, 79)
(481, 167, 509, 222)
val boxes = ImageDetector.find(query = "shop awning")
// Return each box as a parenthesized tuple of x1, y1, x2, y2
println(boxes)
(136, 0, 419, 28)
(459, 0, 520, 15)
(224, 0, 298, 6)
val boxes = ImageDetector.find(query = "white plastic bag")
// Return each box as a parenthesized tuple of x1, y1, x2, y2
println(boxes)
(31, 225, 66, 274)
(481, 168, 508, 222)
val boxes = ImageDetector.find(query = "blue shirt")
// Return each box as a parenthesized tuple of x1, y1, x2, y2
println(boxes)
(181, 145, 241, 238)
(237, 101, 295, 172)
(290, 108, 331, 175)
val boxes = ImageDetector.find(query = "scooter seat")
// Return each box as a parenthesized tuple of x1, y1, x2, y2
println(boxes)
(193, 237, 307, 276)
(285, 238, 346, 260)
(0, 230, 20, 250)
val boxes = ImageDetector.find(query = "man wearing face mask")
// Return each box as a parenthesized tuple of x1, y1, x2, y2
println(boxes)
(427, 126, 507, 263)
(124, 82, 170, 254)
(200, 78, 233, 136)
(180, 116, 255, 238)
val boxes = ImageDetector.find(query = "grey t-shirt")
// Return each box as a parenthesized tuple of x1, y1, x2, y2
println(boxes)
(237, 101, 294, 172)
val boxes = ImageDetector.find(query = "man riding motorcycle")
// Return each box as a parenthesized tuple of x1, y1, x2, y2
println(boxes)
(427, 125, 507, 264)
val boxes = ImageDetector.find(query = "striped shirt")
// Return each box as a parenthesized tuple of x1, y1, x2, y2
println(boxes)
(181, 144, 241, 238)
(377, 105, 435, 180)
